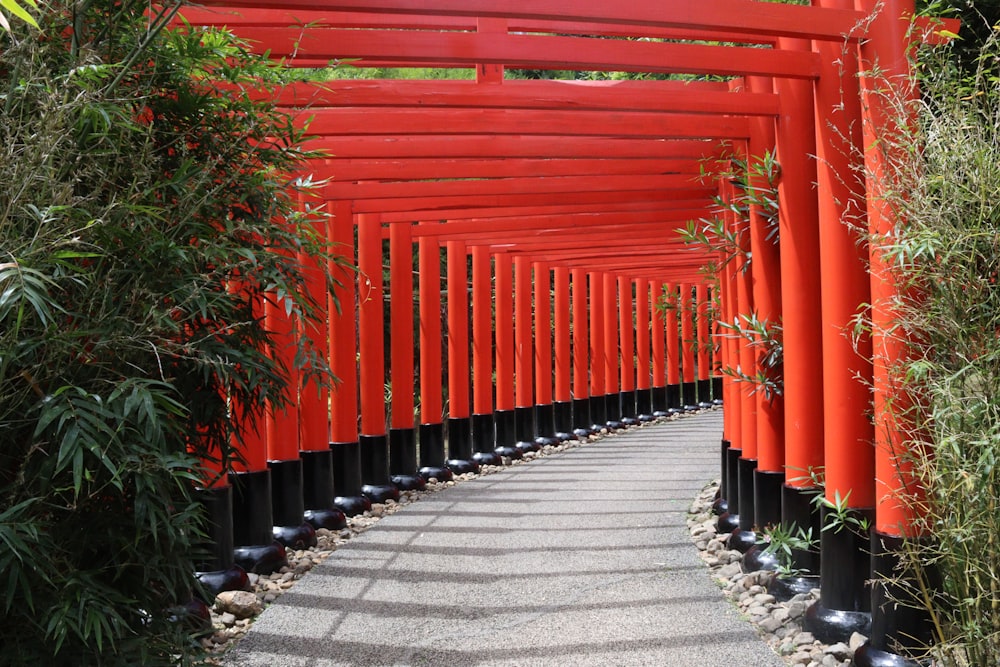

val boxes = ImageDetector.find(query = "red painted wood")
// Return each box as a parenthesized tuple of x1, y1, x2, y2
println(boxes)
(589, 272, 606, 399)
(774, 38, 824, 489)
(262, 79, 777, 115)
(197, 0, 864, 41)
(534, 262, 553, 406)
(358, 213, 386, 436)
(418, 238, 444, 426)
(696, 283, 710, 383)
(446, 240, 471, 419)
(297, 196, 330, 451)
(495, 253, 515, 412)
(410, 210, 704, 238)
(471, 244, 493, 415)
(681, 283, 696, 385)
(389, 222, 416, 429)
(554, 267, 571, 403)
(665, 284, 680, 387)
(636, 279, 651, 391)
(265, 287, 300, 461)
(514, 256, 533, 409)
(218, 28, 822, 79)
(603, 273, 619, 397)
(571, 269, 589, 402)
(618, 276, 634, 393)
(651, 283, 666, 389)
(329, 201, 360, 443)
(390, 200, 710, 224)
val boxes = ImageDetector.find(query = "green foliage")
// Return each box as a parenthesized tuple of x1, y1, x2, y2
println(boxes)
(758, 522, 817, 578)
(0, 2, 336, 664)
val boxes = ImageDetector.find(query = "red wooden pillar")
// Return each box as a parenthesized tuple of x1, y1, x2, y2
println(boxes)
(852, 1, 933, 661)
(553, 266, 574, 438)
(603, 273, 622, 427)
(388, 223, 427, 489)
(358, 212, 399, 502)
(417, 237, 452, 482)
(746, 77, 786, 542)
(618, 275, 639, 425)
(296, 199, 346, 531)
(717, 243, 744, 531)
(494, 252, 519, 456)
(513, 255, 538, 450)
(729, 171, 761, 550)
(571, 268, 593, 435)
(807, 0, 878, 643)
(471, 244, 502, 465)
(446, 239, 478, 472)
(635, 278, 654, 420)
(696, 283, 712, 404)
(228, 287, 286, 573)
(264, 287, 316, 549)
(680, 282, 697, 407)
(665, 283, 682, 412)
(534, 261, 559, 444)
(589, 271, 608, 429)
(774, 38, 825, 577)
(651, 283, 668, 415)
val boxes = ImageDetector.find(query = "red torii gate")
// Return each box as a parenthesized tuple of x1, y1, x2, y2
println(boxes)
(178, 2, 959, 664)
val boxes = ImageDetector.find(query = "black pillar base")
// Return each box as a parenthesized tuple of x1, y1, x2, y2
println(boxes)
(717, 511, 739, 534)
(711, 376, 723, 404)
(268, 458, 317, 550)
(553, 400, 575, 440)
(514, 406, 540, 453)
(768, 574, 821, 602)
(666, 384, 682, 411)
(590, 395, 609, 432)
(494, 407, 523, 458)
(725, 448, 742, 516)
(571, 397, 596, 437)
(681, 381, 698, 410)
(636, 389, 655, 421)
(470, 412, 503, 465)
(805, 601, 871, 645)
(419, 422, 447, 468)
(418, 422, 453, 482)
(300, 449, 347, 530)
(360, 434, 400, 503)
(534, 403, 560, 445)
(853, 644, 921, 667)
(652, 386, 669, 417)
(330, 440, 369, 516)
(782, 483, 822, 575)
(727, 528, 758, 553)
(714, 439, 730, 515)
(389, 428, 425, 491)
(737, 458, 757, 532)
(194, 484, 236, 573)
(446, 416, 480, 473)
(741, 545, 779, 573)
(754, 469, 785, 532)
(604, 393, 624, 430)
(809, 505, 873, 642)
(696, 378, 713, 408)
(196, 565, 250, 599)
(711, 497, 729, 516)
(230, 469, 286, 572)
(619, 390, 640, 426)
(856, 532, 936, 666)
(233, 542, 288, 575)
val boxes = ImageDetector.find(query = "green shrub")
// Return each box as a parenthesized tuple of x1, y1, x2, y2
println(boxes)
(0, 3, 332, 664)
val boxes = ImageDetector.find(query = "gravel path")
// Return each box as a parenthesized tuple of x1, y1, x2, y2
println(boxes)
(219, 411, 786, 667)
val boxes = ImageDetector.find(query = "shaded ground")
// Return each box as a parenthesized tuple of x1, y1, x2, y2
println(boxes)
(222, 411, 783, 667)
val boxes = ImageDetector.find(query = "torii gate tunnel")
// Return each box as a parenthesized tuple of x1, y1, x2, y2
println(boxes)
(180, 2, 958, 664)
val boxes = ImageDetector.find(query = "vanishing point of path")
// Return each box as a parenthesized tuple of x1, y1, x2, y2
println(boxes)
(222, 411, 784, 667)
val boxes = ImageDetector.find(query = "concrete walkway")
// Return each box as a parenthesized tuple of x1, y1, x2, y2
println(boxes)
(222, 411, 784, 667)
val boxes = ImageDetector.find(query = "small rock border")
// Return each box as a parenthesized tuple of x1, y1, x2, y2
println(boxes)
(205, 409, 711, 661)
(687, 482, 868, 667)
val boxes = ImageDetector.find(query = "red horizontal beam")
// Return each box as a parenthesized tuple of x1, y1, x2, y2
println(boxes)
(194, 0, 864, 41)
(410, 212, 701, 239)
(349, 187, 712, 214)
(377, 198, 711, 223)
(268, 79, 778, 116)
(303, 135, 722, 159)
(228, 28, 821, 78)
(300, 108, 751, 139)
(177, 7, 777, 43)
(312, 157, 702, 181)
